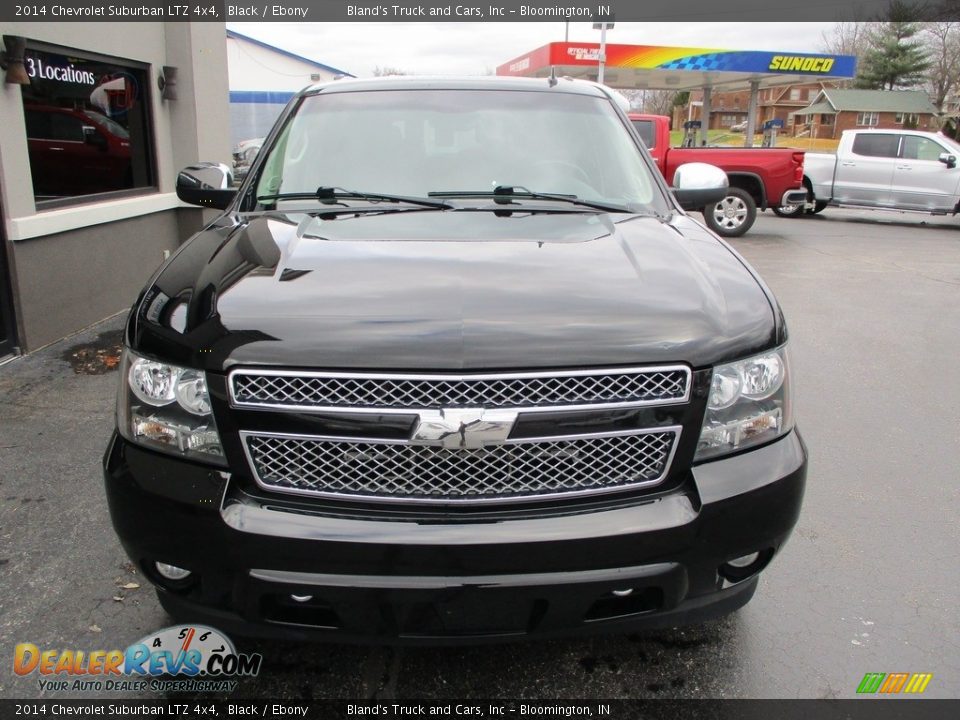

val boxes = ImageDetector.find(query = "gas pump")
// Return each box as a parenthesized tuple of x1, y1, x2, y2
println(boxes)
(761, 119, 784, 147)
(682, 120, 701, 148)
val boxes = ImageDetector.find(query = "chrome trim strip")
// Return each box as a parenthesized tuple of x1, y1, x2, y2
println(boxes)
(249, 563, 679, 589)
(227, 365, 692, 414)
(239, 426, 682, 506)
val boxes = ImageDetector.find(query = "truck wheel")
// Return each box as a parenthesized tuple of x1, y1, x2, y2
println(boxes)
(703, 188, 757, 237)
(772, 203, 805, 218)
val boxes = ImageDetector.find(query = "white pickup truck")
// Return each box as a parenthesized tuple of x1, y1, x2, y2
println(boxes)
(777, 128, 960, 218)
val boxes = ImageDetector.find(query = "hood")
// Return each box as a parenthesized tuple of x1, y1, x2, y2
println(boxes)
(131, 209, 778, 372)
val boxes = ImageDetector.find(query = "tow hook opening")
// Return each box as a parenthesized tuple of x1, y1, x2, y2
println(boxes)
(584, 586, 663, 622)
(262, 594, 341, 629)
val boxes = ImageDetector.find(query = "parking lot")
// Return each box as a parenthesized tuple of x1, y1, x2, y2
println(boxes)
(1, 207, 958, 700)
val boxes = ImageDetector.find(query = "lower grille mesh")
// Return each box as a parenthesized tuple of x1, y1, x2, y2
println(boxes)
(244, 431, 678, 503)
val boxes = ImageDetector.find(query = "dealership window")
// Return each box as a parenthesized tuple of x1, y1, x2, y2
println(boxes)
(856, 112, 880, 126)
(19, 43, 155, 207)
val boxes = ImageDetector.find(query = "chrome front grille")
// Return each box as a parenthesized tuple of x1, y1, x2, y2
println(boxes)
(230, 366, 690, 411)
(241, 429, 680, 504)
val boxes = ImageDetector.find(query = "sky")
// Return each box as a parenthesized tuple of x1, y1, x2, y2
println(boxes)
(225, 22, 842, 77)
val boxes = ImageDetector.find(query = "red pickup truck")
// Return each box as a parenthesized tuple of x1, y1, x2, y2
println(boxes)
(630, 114, 806, 237)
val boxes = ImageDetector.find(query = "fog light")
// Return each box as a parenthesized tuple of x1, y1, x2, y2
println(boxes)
(155, 562, 191, 581)
(719, 548, 773, 584)
(612, 588, 634, 597)
(290, 594, 313, 603)
(727, 552, 760, 569)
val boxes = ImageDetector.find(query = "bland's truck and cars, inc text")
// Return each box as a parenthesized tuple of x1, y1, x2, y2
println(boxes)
(104, 76, 807, 642)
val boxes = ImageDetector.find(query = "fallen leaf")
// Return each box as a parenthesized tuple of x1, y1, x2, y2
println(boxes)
(112, 596, 124, 602)
(89, 624, 102, 633)
(122, 582, 140, 590)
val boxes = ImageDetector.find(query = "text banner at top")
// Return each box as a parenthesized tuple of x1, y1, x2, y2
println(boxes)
(3, 0, 959, 22)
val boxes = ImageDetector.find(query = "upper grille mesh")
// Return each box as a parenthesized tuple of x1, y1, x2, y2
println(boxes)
(231, 368, 689, 410)
(244, 431, 678, 502)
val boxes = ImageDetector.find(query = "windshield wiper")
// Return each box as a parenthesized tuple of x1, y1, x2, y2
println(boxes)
(428, 185, 632, 214)
(257, 186, 452, 210)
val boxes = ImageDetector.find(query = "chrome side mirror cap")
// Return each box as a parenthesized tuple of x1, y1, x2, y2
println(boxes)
(176, 162, 236, 209)
(671, 162, 729, 211)
(938, 152, 956, 169)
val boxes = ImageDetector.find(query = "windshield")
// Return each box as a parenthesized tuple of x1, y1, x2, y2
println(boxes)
(254, 89, 668, 213)
(937, 133, 960, 154)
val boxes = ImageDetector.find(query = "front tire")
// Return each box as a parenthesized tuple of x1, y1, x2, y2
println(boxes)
(703, 187, 757, 237)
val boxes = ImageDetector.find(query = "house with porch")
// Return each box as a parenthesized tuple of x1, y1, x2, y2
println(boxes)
(790, 88, 938, 139)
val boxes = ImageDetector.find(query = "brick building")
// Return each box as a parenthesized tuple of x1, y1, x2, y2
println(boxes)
(790, 88, 938, 139)
(675, 82, 838, 130)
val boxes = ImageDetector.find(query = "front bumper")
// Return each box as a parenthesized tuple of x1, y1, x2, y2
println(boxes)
(103, 430, 806, 643)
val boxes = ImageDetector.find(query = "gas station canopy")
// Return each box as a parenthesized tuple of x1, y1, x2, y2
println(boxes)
(496, 42, 857, 90)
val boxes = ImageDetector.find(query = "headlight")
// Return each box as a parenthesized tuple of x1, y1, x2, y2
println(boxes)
(695, 346, 793, 462)
(116, 349, 225, 465)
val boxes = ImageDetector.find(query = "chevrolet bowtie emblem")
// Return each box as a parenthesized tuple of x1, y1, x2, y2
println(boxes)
(410, 408, 518, 449)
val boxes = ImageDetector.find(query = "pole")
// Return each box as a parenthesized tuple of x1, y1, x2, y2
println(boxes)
(745, 80, 760, 148)
(565, 21, 569, 42)
(598, 23, 608, 85)
(701, 86, 711, 146)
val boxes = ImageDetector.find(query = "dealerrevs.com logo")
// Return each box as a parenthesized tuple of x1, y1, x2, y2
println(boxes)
(856, 672, 933, 694)
(14, 625, 262, 693)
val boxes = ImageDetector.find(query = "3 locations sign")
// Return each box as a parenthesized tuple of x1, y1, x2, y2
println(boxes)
(24, 55, 97, 84)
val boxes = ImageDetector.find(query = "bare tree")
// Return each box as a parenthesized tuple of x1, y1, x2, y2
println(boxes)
(617, 89, 645, 111)
(820, 22, 871, 58)
(642, 89, 676, 117)
(617, 89, 681, 116)
(372, 66, 410, 77)
(820, 22, 872, 88)
(923, 21, 960, 112)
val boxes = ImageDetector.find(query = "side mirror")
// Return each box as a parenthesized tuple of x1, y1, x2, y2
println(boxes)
(938, 152, 956, 169)
(82, 126, 107, 151)
(176, 162, 236, 210)
(671, 162, 729, 211)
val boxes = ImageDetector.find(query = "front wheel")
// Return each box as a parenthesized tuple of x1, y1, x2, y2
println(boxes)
(703, 188, 757, 237)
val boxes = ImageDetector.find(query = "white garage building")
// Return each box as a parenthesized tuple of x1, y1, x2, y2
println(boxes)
(226, 29, 353, 147)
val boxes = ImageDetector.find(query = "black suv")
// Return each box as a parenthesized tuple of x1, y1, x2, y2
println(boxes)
(104, 77, 806, 642)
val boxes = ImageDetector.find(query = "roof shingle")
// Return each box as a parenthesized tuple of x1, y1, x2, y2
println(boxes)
(818, 89, 937, 114)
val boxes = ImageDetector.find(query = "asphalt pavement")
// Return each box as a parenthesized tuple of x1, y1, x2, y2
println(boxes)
(1, 207, 958, 700)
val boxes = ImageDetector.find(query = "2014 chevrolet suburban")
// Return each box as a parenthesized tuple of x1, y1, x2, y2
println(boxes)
(103, 77, 807, 643)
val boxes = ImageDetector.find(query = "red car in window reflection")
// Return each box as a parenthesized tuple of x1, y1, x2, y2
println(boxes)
(24, 105, 132, 198)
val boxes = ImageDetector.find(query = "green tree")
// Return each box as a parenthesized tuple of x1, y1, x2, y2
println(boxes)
(855, 8, 931, 89)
